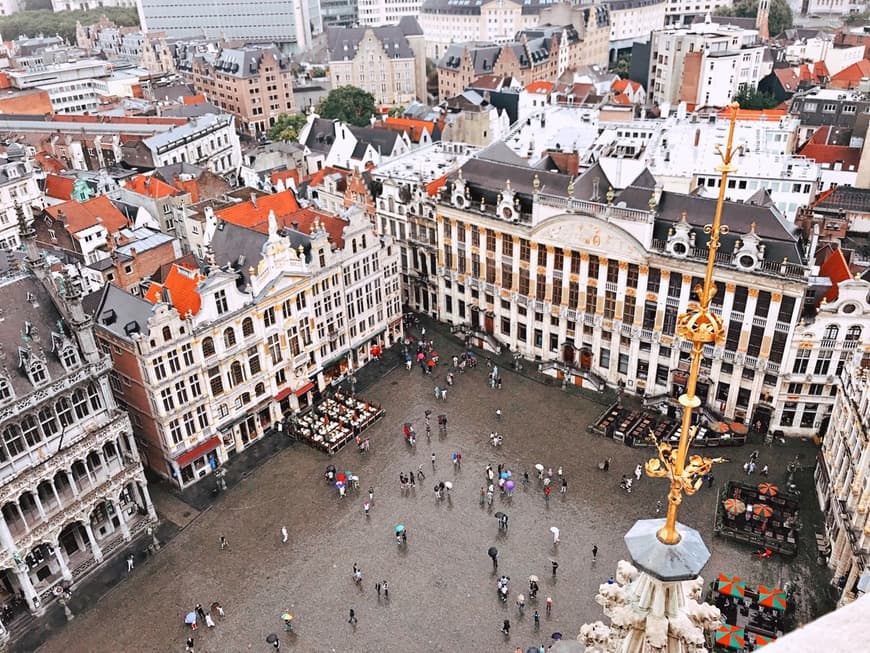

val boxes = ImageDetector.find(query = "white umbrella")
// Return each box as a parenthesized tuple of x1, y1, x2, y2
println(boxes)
(535, 464, 545, 472)
(444, 481, 453, 490)
(550, 526, 560, 536)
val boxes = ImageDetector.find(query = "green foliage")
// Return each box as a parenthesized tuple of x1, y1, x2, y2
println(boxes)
(714, 0, 793, 37)
(309, 67, 327, 78)
(24, 0, 52, 10)
(268, 113, 308, 142)
(317, 86, 377, 127)
(732, 86, 780, 110)
(387, 105, 405, 118)
(844, 11, 868, 25)
(0, 7, 140, 43)
(611, 54, 631, 78)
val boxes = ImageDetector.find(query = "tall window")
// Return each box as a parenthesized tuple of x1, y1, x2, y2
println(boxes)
(208, 366, 224, 395)
(72, 388, 90, 419)
(268, 334, 282, 364)
(56, 397, 73, 427)
(202, 337, 216, 358)
(792, 348, 810, 374)
(587, 256, 599, 280)
(21, 415, 41, 447)
(181, 343, 194, 366)
(242, 317, 255, 337)
(224, 327, 236, 348)
(623, 295, 636, 324)
(814, 350, 833, 375)
(263, 307, 276, 328)
(214, 289, 228, 315)
(230, 361, 245, 386)
(39, 407, 58, 437)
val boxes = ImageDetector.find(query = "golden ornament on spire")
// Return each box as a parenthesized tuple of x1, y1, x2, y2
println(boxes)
(645, 102, 743, 545)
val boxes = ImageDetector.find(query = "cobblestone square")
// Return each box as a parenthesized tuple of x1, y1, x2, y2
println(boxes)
(36, 326, 834, 653)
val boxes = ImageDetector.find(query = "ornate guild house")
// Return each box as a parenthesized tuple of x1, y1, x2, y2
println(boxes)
(0, 213, 155, 633)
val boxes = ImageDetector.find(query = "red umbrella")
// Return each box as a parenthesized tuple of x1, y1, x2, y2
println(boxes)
(758, 483, 779, 497)
(709, 421, 729, 434)
(336, 472, 347, 483)
(730, 422, 748, 435)
(753, 504, 774, 519)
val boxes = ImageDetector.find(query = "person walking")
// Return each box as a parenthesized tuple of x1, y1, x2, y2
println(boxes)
(655, 500, 663, 515)
(523, 471, 529, 486)
(186, 637, 195, 653)
(544, 486, 551, 503)
(382, 580, 389, 599)
(545, 596, 553, 617)
(560, 477, 568, 495)
(126, 553, 134, 573)
(195, 604, 206, 622)
(533, 610, 540, 630)
(205, 613, 215, 629)
(706, 473, 714, 488)
(281, 526, 288, 543)
(431, 452, 436, 470)
(375, 581, 382, 597)
(516, 594, 525, 615)
(417, 465, 425, 481)
(634, 464, 642, 481)
(212, 603, 225, 618)
(348, 608, 357, 625)
(219, 536, 229, 550)
(496, 408, 502, 420)
(364, 501, 371, 516)
(551, 560, 559, 576)
(368, 487, 374, 503)
(409, 471, 416, 488)
(592, 545, 598, 561)
(501, 619, 511, 636)
(552, 527, 560, 545)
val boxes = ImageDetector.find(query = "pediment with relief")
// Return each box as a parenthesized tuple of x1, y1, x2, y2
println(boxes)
(531, 215, 649, 263)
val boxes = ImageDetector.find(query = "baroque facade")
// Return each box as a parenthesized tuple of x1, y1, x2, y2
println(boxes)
(94, 207, 402, 488)
(0, 213, 155, 631)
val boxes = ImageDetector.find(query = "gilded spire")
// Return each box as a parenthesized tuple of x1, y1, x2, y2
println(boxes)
(645, 103, 740, 545)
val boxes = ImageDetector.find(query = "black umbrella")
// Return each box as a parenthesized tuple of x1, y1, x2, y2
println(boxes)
(438, 482, 445, 490)
(488, 546, 498, 558)
(494, 512, 506, 519)
(434, 485, 440, 492)
(527, 648, 539, 653)
(266, 633, 279, 644)
(326, 464, 335, 472)
(552, 632, 563, 640)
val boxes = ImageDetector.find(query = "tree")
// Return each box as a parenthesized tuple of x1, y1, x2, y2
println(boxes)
(268, 113, 308, 142)
(611, 54, 631, 78)
(387, 105, 405, 118)
(715, 0, 793, 37)
(732, 86, 779, 110)
(317, 86, 377, 127)
(0, 7, 139, 43)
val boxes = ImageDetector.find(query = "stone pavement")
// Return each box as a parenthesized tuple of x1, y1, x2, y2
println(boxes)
(27, 316, 835, 653)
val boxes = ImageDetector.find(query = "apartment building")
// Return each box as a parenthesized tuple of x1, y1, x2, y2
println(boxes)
(664, 0, 734, 26)
(0, 154, 41, 251)
(181, 46, 297, 134)
(815, 345, 870, 607)
(327, 18, 428, 106)
(648, 16, 765, 108)
(92, 207, 402, 488)
(358, 0, 423, 26)
(51, 0, 134, 10)
(0, 220, 155, 625)
(605, 0, 666, 61)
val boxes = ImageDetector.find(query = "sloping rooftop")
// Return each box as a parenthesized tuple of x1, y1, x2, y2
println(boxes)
(815, 185, 870, 213)
(798, 127, 862, 170)
(94, 281, 156, 341)
(124, 174, 183, 199)
(143, 262, 205, 317)
(214, 189, 301, 230)
(44, 174, 74, 201)
(327, 19, 421, 61)
(45, 195, 128, 235)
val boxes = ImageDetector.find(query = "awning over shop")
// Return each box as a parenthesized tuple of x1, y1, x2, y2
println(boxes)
(176, 435, 221, 467)
(275, 387, 293, 402)
(295, 381, 315, 396)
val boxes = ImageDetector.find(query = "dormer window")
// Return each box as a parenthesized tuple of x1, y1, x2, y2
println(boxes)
(0, 377, 12, 402)
(29, 361, 48, 386)
(60, 346, 78, 370)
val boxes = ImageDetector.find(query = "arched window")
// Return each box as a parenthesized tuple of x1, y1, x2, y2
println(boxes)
(224, 327, 236, 349)
(29, 361, 47, 385)
(202, 337, 215, 358)
(88, 383, 103, 411)
(22, 415, 42, 447)
(361, 234, 367, 249)
(230, 361, 245, 386)
(0, 377, 11, 401)
(846, 325, 862, 342)
(823, 324, 839, 341)
(242, 317, 254, 338)
(162, 326, 172, 342)
(56, 397, 74, 428)
(60, 347, 78, 369)
(3, 424, 24, 458)
(352, 239, 357, 254)
(72, 388, 90, 420)
(254, 382, 265, 396)
(39, 407, 58, 437)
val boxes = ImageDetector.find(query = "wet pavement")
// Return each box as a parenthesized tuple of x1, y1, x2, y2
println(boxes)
(34, 319, 835, 653)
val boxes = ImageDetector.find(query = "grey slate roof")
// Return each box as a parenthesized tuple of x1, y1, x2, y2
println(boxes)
(815, 186, 870, 213)
(209, 220, 268, 289)
(421, 0, 561, 16)
(303, 118, 338, 154)
(478, 141, 528, 167)
(327, 20, 420, 61)
(152, 162, 207, 183)
(348, 126, 402, 156)
(195, 45, 291, 78)
(94, 282, 156, 342)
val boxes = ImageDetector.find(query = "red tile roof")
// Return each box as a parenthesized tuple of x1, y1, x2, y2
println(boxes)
(44, 174, 74, 200)
(215, 189, 301, 230)
(125, 174, 182, 199)
(818, 246, 852, 303)
(35, 152, 66, 174)
(798, 127, 862, 170)
(181, 94, 207, 105)
(426, 174, 448, 197)
(612, 79, 641, 94)
(278, 207, 346, 248)
(525, 81, 554, 94)
(609, 94, 633, 106)
(718, 108, 787, 121)
(382, 117, 434, 143)
(45, 195, 128, 235)
(305, 166, 348, 188)
(144, 262, 205, 317)
(829, 59, 870, 88)
(270, 168, 300, 188)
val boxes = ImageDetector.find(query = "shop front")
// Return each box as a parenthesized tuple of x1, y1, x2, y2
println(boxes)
(174, 435, 221, 486)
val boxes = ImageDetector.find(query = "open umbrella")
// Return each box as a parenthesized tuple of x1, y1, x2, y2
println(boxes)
(495, 512, 507, 520)
(505, 480, 515, 491)
(488, 546, 498, 558)
(758, 483, 779, 497)
(716, 573, 747, 599)
(753, 504, 774, 519)
(535, 464, 545, 472)
(758, 585, 788, 611)
(730, 422, 748, 435)
(755, 634, 777, 647)
(336, 472, 347, 483)
(552, 632, 563, 640)
(723, 498, 746, 517)
(529, 574, 539, 582)
(184, 612, 197, 624)
(281, 612, 293, 621)
(444, 481, 453, 490)
(709, 421, 730, 434)
(501, 471, 509, 480)
(266, 633, 279, 644)
(395, 524, 405, 533)
(715, 625, 745, 650)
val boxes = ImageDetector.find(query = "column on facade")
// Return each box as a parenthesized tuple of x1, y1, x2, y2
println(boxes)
(49, 480, 62, 511)
(53, 544, 73, 582)
(539, 245, 554, 355)
(14, 501, 28, 533)
(31, 493, 46, 522)
(67, 470, 80, 498)
(82, 521, 104, 563)
(653, 269, 669, 333)
(139, 476, 157, 521)
(0, 514, 17, 555)
(113, 498, 131, 542)
(13, 566, 41, 615)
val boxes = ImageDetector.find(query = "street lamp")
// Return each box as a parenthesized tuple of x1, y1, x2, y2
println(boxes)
(52, 581, 73, 621)
(146, 525, 161, 552)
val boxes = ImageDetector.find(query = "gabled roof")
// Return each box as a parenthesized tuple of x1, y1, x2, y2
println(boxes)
(348, 125, 402, 156)
(612, 79, 642, 94)
(45, 195, 128, 234)
(380, 117, 434, 143)
(798, 127, 862, 170)
(125, 174, 183, 199)
(525, 81, 554, 94)
(214, 189, 301, 230)
(818, 246, 852, 303)
(35, 151, 66, 174)
(327, 21, 418, 61)
(143, 262, 205, 317)
(815, 185, 870, 213)
(44, 174, 74, 200)
(830, 59, 870, 87)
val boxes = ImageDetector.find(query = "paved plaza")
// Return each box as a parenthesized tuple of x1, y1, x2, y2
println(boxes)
(34, 323, 834, 653)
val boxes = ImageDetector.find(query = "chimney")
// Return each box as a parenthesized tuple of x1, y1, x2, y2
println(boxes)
(129, 247, 137, 258)
(251, 193, 258, 208)
(860, 77, 870, 94)
(694, 129, 701, 148)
